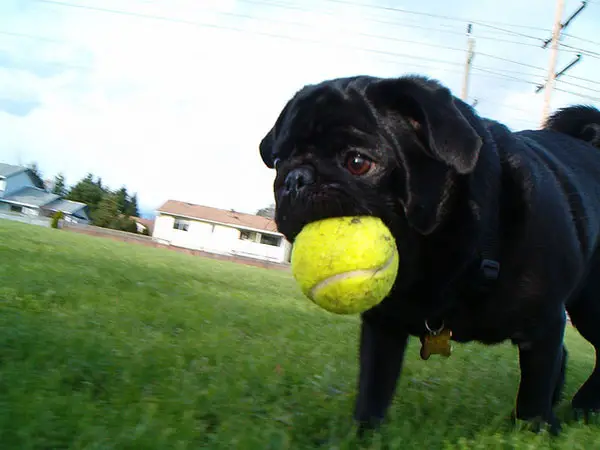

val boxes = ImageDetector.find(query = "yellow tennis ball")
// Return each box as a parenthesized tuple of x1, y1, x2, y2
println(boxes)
(290, 216, 399, 314)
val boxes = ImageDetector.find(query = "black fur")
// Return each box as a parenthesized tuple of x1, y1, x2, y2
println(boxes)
(545, 105, 600, 147)
(259, 74, 600, 435)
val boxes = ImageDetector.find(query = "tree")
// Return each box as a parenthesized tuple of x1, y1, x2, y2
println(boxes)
(256, 203, 275, 219)
(111, 215, 138, 233)
(52, 173, 67, 196)
(125, 193, 140, 217)
(92, 193, 120, 228)
(114, 186, 129, 215)
(67, 173, 107, 215)
(27, 162, 42, 181)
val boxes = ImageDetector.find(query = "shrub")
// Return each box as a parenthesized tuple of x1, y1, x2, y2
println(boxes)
(51, 211, 64, 229)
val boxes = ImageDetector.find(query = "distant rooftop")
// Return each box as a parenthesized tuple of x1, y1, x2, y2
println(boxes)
(1, 186, 59, 207)
(0, 163, 45, 189)
(0, 163, 27, 179)
(157, 200, 279, 234)
(44, 198, 87, 215)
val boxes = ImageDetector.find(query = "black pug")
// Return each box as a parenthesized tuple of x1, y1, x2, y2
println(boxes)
(258, 74, 600, 435)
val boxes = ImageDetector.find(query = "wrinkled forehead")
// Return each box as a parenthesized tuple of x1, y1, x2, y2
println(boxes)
(273, 81, 380, 160)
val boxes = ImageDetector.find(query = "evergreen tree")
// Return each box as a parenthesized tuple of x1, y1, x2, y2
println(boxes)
(256, 203, 275, 219)
(52, 173, 67, 196)
(67, 173, 107, 214)
(115, 186, 129, 215)
(125, 193, 140, 217)
(92, 193, 119, 227)
(27, 162, 43, 181)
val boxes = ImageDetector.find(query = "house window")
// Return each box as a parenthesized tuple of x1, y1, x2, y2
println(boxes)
(173, 219, 189, 231)
(260, 234, 281, 247)
(239, 230, 258, 241)
(10, 205, 23, 213)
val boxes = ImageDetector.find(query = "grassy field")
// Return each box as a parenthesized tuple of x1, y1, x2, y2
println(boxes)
(0, 219, 599, 449)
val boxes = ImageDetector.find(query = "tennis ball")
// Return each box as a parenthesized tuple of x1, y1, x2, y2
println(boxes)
(290, 216, 399, 315)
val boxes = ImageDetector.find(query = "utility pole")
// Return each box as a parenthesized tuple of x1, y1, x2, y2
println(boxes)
(535, 54, 582, 93)
(461, 23, 475, 101)
(539, 0, 587, 126)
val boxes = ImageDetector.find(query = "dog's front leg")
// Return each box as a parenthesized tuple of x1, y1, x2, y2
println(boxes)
(354, 313, 409, 434)
(514, 312, 567, 435)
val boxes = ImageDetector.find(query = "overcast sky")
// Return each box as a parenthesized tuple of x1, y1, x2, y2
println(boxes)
(1, 0, 599, 217)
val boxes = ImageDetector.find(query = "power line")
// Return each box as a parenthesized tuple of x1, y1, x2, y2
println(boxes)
(474, 66, 542, 77)
(123, 0, 552, 48)
(7, 7, 597, 109)
(472, 67, 539, 85)
(15, 1, 554, 88)
(469, 96, 534, 114)
(32, 0, 561, 80)
(0, 30, 70, 44)
(477, 52, 546, 71)
(554, 87, 600, 102)
(562, 33, 600, 47)
(562, 73, 600, 85)
(560, 42, 600, 58)
(321, 0, 552, 32)
(558, 79, 600, 94)
(243, 0, 555, 46)
(31, 0, 468, 66)
(32, 0, 552, 74)
(471, 23, 544, 42)
(1, 26, 550, 88)
(22, 0, 599, 102)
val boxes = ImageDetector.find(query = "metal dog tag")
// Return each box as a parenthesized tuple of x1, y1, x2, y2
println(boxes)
(420, 328, 453, 360)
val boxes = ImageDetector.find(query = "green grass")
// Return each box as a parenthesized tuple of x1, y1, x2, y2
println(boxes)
(0, 219, 599, 449)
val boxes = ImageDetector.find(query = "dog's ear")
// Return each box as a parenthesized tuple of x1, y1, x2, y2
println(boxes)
(367, 77, 482, 234)
(259, 128, 276, 168)
(260, 99, 295, 169)
(367, 76, 482, 174)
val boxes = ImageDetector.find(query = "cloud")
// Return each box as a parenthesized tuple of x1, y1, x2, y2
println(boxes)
(0, 99, 41, 117)
(1, 0, 598, 216)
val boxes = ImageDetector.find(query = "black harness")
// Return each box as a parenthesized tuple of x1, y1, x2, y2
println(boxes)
(423, 135, 502, 334)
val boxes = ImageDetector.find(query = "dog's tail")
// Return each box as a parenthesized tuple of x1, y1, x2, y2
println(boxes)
(543, 105, 600, 148)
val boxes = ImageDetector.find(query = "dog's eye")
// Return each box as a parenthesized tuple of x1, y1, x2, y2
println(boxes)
(345, 152, 373, 176)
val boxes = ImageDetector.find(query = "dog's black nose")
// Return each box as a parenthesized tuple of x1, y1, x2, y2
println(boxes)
(284, 166, 315, 195)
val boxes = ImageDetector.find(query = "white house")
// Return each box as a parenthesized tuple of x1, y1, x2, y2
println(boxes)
(153, 200, 292, 264)
(133, 217, 154, 235)
(0, 163, 90, 224)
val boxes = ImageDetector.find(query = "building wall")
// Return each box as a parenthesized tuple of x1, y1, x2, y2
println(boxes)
(64, 214, 89, 225)
(3, 171, 34, 196)
(152, 214, 290, 263)
(0, 202, 39, 216)
(0, 211, 51, 227)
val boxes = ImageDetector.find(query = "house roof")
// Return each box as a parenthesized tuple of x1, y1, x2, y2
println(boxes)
(44, 198, 88, 215)
(157, 200, 279, 234)
(134, 217, 155, 233)
(1, 186, 59, 208)
(0, 163, 45, 188)
(0, 163, 27, 179)
(0, 187, 87, 217)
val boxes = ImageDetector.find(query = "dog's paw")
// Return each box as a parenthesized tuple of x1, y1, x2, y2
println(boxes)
(355, 417, 383, 439)
(511, 410, 562, 436)
(573, 408, 600, 424)
(572, 390, 600, 420)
